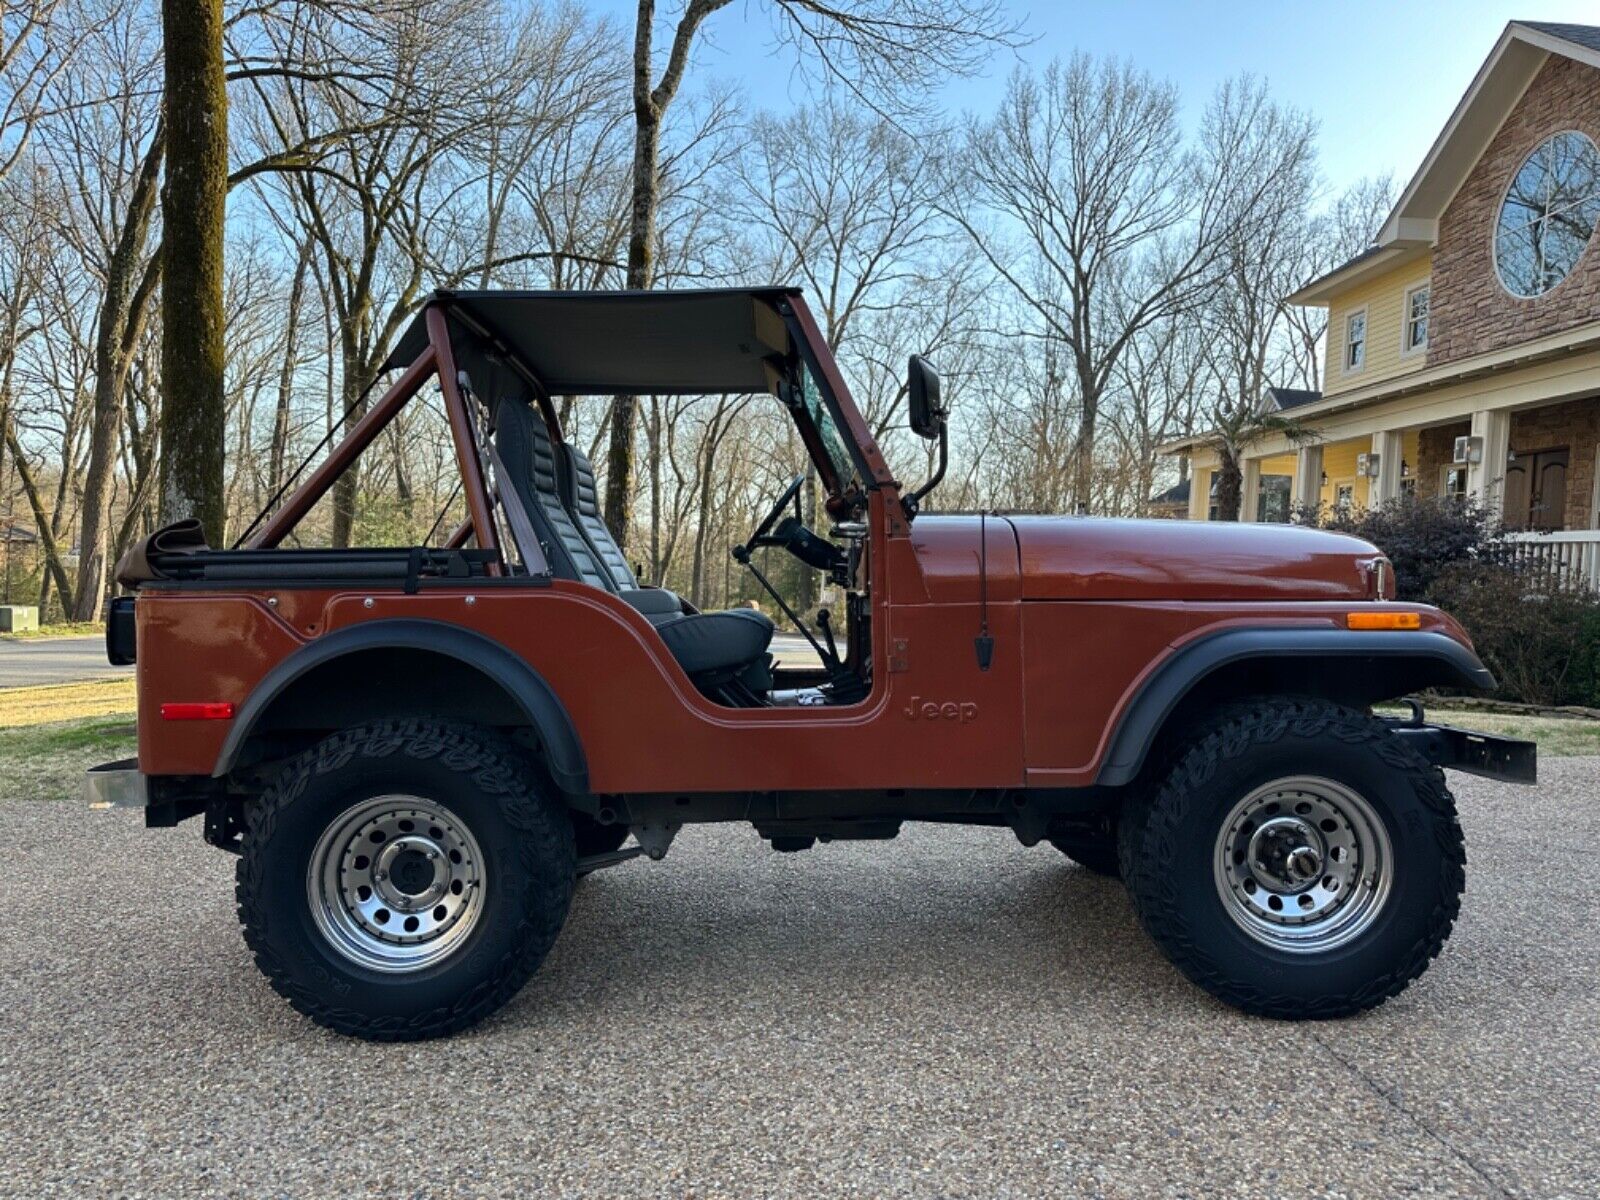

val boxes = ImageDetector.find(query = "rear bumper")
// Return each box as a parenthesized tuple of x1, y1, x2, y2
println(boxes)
(1385, 715, 1537, 784)
(84, 758, 148, 807)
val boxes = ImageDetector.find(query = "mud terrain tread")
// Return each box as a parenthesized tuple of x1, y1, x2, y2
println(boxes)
(236, 720, 573, 1041)
(1118, 698, 1465, 1019)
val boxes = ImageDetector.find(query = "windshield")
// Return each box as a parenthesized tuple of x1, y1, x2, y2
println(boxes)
(798, 360, 860, 493)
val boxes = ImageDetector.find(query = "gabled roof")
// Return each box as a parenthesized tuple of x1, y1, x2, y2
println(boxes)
(1289, 21, 1600, 304)
(1149, 479, 1190, 506)
(1267, 386, 1322, 411)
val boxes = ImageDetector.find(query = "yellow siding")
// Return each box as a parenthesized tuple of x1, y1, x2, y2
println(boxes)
(1324, 258, 1433, 397)
(1315, 431, 1420, 509)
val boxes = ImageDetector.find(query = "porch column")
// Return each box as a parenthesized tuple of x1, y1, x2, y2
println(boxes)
(1240, 457, 1262, 522)
(1467, 409, 1511, 517)
(1187, 468, 1209, 520)
(1294, 444, 1324, 516)
(1369, 430, 1404, 506)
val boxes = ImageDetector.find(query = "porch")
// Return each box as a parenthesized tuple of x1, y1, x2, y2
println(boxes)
(1188, 392, 1600, 586)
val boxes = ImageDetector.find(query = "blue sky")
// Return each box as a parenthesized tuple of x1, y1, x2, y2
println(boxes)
(591, 1, 1599, 199)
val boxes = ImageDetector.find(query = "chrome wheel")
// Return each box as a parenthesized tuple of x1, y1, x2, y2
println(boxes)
(1213, 776, 1392, 954)
(307, 795, 486, 973)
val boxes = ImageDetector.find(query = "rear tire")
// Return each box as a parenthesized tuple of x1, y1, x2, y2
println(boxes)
(1118, 698, 1465, 1019)
(237, 720, 574, 1041)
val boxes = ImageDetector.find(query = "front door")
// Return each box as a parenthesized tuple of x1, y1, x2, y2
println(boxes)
(1503, 448, 1569, 531)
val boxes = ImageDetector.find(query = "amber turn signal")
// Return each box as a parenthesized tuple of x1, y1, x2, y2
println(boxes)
(159, 702, 236, 721)
(1346, 612, 1421, 631)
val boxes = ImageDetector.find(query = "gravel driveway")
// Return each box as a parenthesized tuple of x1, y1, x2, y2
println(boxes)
(2, 755, 1597, 1198)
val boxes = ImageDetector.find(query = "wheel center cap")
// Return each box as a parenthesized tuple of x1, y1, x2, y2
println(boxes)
(373, 836, 448, 909)
(1247, 816, 1322, 890)
(390, 849, 434, 894)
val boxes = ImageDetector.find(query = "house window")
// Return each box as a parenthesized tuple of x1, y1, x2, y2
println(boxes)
(1442, 466, 1468, 502)
(1344, 310, 1366, 372)
(1257, 475, 1292, 523)
(1495, 130, 1600, 298)
(1404, 284, 1429, 353)
(1400, 477, 1417, 497)
(1335, 482, 1356, 512)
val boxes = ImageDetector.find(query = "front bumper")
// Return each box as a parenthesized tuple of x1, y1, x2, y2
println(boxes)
(1384, 712, 1537, 784)
(84, 758, 148, 808)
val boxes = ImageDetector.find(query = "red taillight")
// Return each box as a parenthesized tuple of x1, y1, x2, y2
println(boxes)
(160, 702, 236, 721)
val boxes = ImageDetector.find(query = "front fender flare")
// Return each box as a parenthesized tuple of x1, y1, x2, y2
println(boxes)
(1094, 628, 1495, 787)
(213, 619, 588, 793)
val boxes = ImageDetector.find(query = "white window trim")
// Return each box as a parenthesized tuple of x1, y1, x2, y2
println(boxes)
(1331, 477, 1359, 511)
(1341, 306, 1368, 376)
(1401, 282, 1430, 358)
(1440, 463, 1468, 500)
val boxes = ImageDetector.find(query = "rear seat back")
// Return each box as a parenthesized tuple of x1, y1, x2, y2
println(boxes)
(557, 445, 637, 589)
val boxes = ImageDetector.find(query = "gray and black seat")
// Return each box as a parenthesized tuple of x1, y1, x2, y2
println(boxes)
(492, 396, 774, 691)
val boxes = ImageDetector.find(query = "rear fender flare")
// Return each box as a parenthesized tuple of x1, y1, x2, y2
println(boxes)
(1094, 629, 1495, 787)
(213, 619, 588, 793)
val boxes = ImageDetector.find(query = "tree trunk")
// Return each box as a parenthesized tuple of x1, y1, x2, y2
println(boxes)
(602, 4, 664, 551)
(269, 243, 310, 494)
(1213, 449, 1243, 522)
(329, 359, 368, 548)
(71, 133, 164, 621)
(3, 420, 73, 604)
(157, 0, 228, 545)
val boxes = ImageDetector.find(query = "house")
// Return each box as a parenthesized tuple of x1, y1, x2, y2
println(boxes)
(1164, 21, 1600, 576)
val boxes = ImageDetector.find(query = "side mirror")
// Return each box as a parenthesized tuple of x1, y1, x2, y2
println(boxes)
(908, 355, 944, 439)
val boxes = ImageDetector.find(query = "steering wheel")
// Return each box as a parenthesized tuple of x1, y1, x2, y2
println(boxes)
(740, 473, 806, 558)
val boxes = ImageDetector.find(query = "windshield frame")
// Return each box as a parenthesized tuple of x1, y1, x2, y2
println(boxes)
(780, 310, 875, 502)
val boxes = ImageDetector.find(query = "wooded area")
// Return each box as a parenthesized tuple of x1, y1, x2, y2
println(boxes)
(0, 0, 1392, 620)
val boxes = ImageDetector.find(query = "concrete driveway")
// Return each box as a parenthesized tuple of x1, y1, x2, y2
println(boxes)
(0, 636, 128, 688)
(1, 754, 1595, 1197)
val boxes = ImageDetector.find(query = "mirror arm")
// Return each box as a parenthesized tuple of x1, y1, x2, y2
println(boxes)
(902, 421, 948, 519)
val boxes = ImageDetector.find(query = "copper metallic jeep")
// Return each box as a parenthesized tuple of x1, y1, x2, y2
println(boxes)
(87, 288, 1535, 1040)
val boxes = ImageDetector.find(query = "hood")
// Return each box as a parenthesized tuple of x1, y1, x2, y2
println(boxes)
(1003, 516, 1385, 602)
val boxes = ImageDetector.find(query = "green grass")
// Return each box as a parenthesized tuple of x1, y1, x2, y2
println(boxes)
(0, 717, 136, 805)
(0, 621, 103, 641)
(1388, 707, 1600, 757)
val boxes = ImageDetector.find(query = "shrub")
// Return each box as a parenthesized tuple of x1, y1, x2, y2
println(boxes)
(1430, 562, 1600, 707)
(1297, 493, 1503, 603)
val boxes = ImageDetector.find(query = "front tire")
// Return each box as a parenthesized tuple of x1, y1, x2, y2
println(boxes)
(236, 720, 575, 1040)
(1119, 699, 1465, 1019)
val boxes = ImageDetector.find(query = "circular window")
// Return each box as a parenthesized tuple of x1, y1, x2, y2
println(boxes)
(1494, 130, 1600, 298)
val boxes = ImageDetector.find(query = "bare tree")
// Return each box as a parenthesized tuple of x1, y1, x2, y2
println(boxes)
(954, 61, 1315, 512)
(600, 0, 1023, 551)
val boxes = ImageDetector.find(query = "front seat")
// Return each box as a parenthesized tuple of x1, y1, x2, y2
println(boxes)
(492, 395, 775, 691)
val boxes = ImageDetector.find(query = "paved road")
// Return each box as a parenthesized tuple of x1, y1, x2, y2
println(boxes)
(2, 756, 1596, 1197)
(0, 636, 128, 689)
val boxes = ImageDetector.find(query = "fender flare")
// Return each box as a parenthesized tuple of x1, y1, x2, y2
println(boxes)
(1093, 628, 1495, 787)
(213, 619, 588, 793)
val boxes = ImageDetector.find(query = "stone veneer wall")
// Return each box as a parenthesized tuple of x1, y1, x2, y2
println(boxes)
(1409, 401, 1600, 528)
(1415, 422, 1471, 500)
(1428, 56, 1600, 368)
(1508, 397, 1600, 530)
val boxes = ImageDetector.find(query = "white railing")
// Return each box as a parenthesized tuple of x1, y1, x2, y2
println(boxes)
(1498, 530, 1600, 589)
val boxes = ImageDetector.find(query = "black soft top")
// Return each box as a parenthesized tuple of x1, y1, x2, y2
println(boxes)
(384, 287, 800, 395)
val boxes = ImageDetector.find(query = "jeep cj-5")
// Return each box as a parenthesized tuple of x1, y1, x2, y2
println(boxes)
(88, 288, 1536, 1040)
